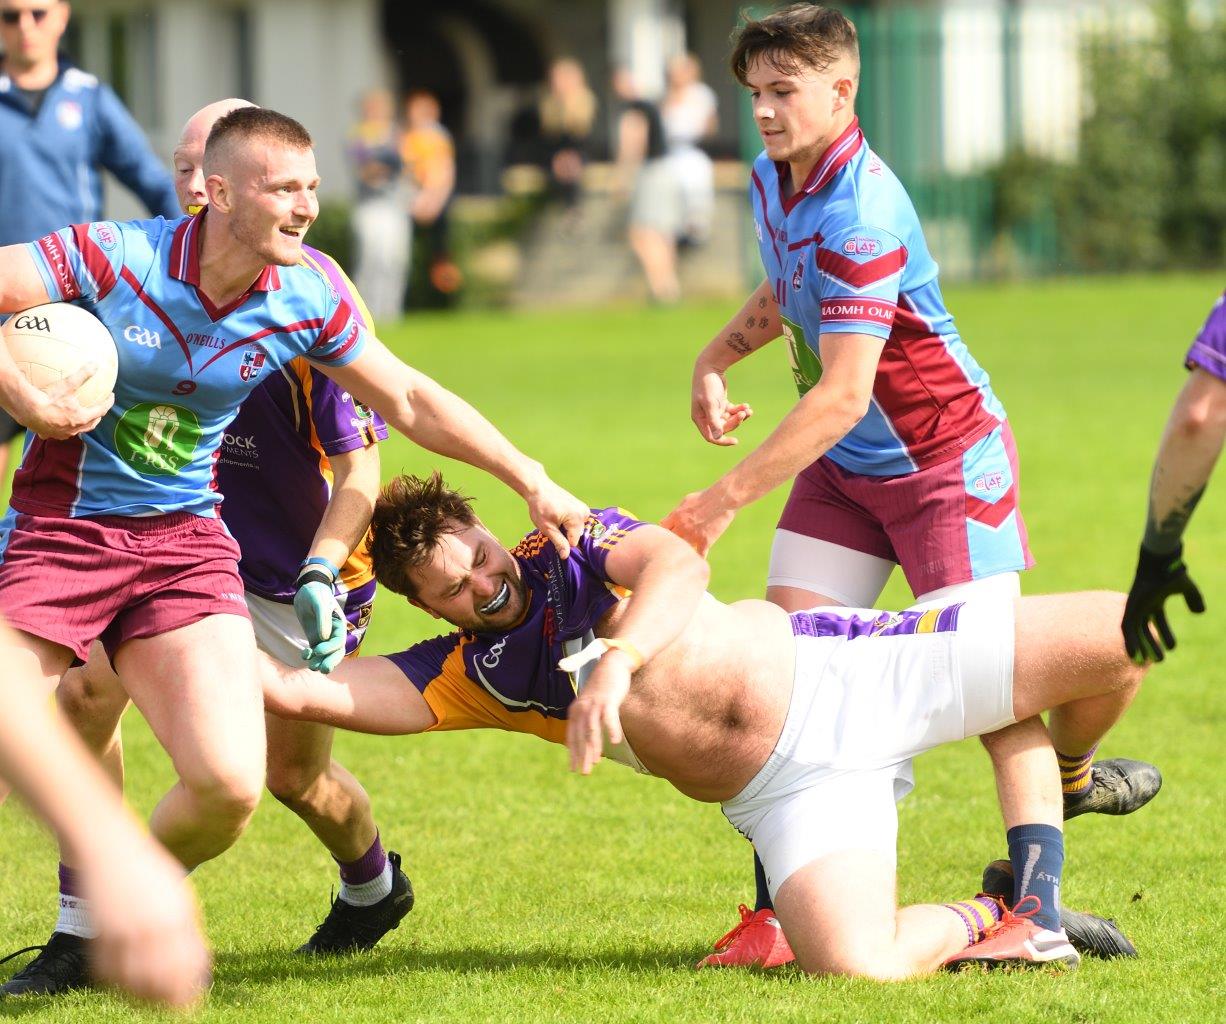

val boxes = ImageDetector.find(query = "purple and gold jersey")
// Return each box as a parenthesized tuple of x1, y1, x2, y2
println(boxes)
(385, 508, 645, 744)
(750, 118, 1005, 476)
(220, 245, 387, 602)
(18, 211, 369, 518)
(1185, 291, 1226, 383)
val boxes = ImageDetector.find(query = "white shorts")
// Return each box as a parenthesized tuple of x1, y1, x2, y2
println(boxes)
(245, 590, 374, 665)
(721, 598, 1016, 899)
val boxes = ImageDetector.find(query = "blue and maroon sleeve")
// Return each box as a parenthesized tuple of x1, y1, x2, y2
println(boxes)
(813, 223, 907, 340)
(26, 221, 126, 304)
(1185, 292, 1226, 383)
(307, 289, 370, 368)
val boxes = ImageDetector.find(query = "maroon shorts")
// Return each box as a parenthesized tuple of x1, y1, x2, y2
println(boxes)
(0, 511, 249, 661)
(776, 423, 1034, 597)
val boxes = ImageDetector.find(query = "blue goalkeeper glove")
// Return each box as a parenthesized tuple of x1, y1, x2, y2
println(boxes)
(294, 558, 347, 674)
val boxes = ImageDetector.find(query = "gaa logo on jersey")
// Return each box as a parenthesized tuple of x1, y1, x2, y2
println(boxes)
(239, 349, 266, 382)
(842, 236, 882, 257)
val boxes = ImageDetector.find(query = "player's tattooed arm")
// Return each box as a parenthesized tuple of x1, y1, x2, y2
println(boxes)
(1140, 368, 1226, 554)
(725, 331, 753, 356)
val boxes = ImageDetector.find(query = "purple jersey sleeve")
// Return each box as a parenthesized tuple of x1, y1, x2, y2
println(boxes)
(813, 223, 907, 340)
(301, 362, 389, 456)
(1185, 292, 1226, 383)
(566, 507, 649, 581)
(27, 222, 126, 304)
(386, 633, 464, 695)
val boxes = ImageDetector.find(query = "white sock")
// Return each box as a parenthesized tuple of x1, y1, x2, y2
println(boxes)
(55, 892, 97, 940)
(339, 861, 393, 907)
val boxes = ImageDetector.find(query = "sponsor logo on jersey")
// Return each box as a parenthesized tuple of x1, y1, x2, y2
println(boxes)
(123, 324, 161, 349)
(36, 232, 79, 301)
(239, 349, 266, 382)
(95, 224, 118, 251)
(842, 236, 882, 257)
(972, 471, 1006, 494)
(56, 100, 82, 131)
(113, 402, 203, 477)
(222, 432, 257, 450)
(12, 314, 50, 332)
(186, 331, 226, 350)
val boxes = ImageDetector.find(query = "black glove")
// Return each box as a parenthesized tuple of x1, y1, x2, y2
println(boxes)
(1122, 543, 1205, 664)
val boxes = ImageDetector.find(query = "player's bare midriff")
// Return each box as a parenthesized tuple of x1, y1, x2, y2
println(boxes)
(597, 595, 796, 803)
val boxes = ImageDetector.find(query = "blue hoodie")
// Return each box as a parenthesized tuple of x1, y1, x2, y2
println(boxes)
(0, 57, 178, 246)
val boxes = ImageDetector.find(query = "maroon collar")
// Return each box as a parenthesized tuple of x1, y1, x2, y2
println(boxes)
(168, 209, 281, 320)
(777, 116, 865, 214)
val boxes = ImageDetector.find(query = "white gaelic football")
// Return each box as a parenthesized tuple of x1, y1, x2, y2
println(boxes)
(1, 302, 118, 408)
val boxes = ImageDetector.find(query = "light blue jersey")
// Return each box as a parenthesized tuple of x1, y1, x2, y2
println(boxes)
(751, 118, 1005, 476)
(18, 211, 368, 518)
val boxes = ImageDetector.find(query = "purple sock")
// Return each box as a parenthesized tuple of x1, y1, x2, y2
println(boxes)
(58, 863, 81, 898)
(336, 832, 387, 886)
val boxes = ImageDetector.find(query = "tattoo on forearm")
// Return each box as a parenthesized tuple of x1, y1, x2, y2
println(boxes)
(758, 316, 769, 329)
(1143, 481, 1206, 552)
(745, 316, 756, 329)
(758, 296, 768, 309)
(725, 331, 752, 355)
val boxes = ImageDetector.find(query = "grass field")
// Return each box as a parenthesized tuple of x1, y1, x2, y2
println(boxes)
(1, 273, 1224, 1023)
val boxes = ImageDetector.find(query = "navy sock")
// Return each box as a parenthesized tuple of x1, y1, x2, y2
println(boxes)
(752, 850, 773, 913)
(1007, 823, 1063, 931)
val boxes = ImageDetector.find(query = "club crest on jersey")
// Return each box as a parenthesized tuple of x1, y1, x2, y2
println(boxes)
(843, 236, 882, 257)
(792, 255, 805, 291)
(239, 349, 266, 382)
(56, 100, 82, 131)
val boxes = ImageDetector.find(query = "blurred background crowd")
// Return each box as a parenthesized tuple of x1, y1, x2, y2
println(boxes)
(4, 0, 1225, 316)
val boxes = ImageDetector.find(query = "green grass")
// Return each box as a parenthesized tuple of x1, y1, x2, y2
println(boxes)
(2, 273, 1225, 1022)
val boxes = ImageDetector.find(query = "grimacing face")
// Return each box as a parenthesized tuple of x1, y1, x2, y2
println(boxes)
(407, 523, 530, 634)
(208, 140, 319, 266)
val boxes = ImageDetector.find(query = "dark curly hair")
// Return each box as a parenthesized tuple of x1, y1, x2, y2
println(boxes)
(367, 472, 479, 599)
(730, 3, 859, 86)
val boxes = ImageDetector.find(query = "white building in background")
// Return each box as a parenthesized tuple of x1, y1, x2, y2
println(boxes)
(19, 1, 1171, 218)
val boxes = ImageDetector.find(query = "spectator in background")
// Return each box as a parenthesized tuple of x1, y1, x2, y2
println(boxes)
(0, 0, 178, 481)
(661, 53, 719, 246)
(538, 58, 597, 216)
(347, 87, 410, 322)
(612, 66, 682, 305)
(400, 90, 462, 300)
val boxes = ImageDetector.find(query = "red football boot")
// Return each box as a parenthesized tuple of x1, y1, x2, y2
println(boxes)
(696, 905, 796, 969)
(945, 896, 1080, 971)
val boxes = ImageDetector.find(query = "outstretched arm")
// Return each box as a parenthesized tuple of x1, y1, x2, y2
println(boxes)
(320, 337, 588, 558)
(1123, 367, 1226, 661)
(260, 650, 438, 735)
(563, 524, 710, 773)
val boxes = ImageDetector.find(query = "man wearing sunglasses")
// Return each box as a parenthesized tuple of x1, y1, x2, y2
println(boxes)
(0, 0, 178, 479)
